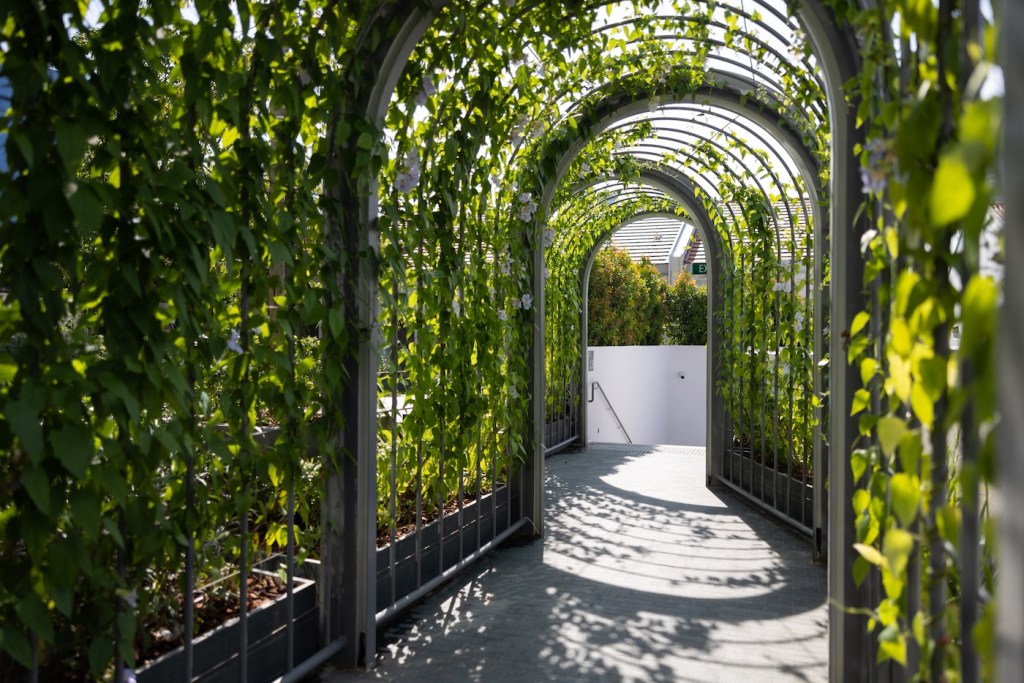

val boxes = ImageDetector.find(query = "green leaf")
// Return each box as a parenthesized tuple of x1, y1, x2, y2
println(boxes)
(889, 319, 912, 358)
(7, 385, 45, 463)
(0, 624, 33, 668)
(930, 152, 975, 227)
(910, 383, 934, 427)
(876, 417, 906, 458)
(851, 449, 870, 483)
(853, 555, 871, 587)
(890, 473, 920, 527)
(51, 425, 93, 479)
(859, 358, 878, 385)
(99, 373, 140, 421)
(882, 528, 914, 577)
(877, 630, 907, 665)
(21, 464, 51, 513)
(850, 311, 870, 337)
(69, 489, 102, 539)
(15, 592, 54, 643)
(89, 635, 113, 679)
(851, 389, 871, 416)
(961, 275, 998, 355)
(68, 184, 104, 232)
(0, 353, 18, 383)
(854, 542, 884, 567)
(328, 308, 344, 338)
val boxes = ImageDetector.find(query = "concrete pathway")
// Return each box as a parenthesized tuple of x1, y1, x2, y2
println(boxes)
(319, 444, 828, 682)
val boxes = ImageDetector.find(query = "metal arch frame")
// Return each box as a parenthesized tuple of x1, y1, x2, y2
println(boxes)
(793, 1, 873, 679)
(577, 166, 728, 480)
(344, 1, 871, 677)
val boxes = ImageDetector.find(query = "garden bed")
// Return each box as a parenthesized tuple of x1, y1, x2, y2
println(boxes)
(375, 484, 515, 609)
(725, 448, 813, 526)
(136, 560, 319, 683)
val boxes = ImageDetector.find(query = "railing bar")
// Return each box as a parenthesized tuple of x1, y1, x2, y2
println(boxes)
(239, 490, 249, 683)
(439, 421, 445, 576)
(274, 636, 347, 683)
(114, 514, 126, 683)
(544, 435, 578, 455)
(185, 441, 196, 681)
(458, 448, 465, 562)
(787, 344, 795, 521)
(388, 293, 399, 609)
(589, 381, 631, 443)
(415, 436, 423, 590)
(715, 475, 813, 536)
(492, 423, 498, 544)
(285, 469, 296, 672)
(375, 518, 531, 625)
(29, 631, 38, 683)
(773, 349, 781, 514)
(803, 236, 813, 526)
(476, 370, 483, 555)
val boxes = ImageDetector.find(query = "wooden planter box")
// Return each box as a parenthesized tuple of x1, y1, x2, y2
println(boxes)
(375, 484, 516, 609)
(136, 561, 319, 683)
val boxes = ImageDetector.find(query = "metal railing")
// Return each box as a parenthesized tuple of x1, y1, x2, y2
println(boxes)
(588, 381, 632, 444)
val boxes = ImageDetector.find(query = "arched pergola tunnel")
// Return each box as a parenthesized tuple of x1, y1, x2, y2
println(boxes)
(1, 2, 1017, 683)
(350, 2, 1009, 681)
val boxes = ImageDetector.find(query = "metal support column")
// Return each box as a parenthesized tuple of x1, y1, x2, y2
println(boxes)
(998, 0, 1024, 678)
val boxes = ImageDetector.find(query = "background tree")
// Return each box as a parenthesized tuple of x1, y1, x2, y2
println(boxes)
(663, 272, 708, 345)
(587, 247, 669, 345)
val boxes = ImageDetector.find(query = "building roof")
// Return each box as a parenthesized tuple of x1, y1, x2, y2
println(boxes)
(607, 216, 689, 265)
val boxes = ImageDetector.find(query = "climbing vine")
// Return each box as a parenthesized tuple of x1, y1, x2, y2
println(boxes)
(836, 0, 1002, 678)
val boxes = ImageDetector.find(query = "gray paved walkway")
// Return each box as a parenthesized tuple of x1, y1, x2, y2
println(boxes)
(319, 444, 828, 682)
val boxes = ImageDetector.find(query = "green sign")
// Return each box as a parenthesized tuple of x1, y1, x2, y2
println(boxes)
(692, 262, 707, 275)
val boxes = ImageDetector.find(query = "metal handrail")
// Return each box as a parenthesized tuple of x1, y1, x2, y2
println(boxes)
(588, 381, 632, 444)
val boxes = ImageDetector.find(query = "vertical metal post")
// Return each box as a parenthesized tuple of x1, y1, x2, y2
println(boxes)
(525, 220, 545, 535)
(286, 472, 296, 672)
(998, 0, 1024, 678)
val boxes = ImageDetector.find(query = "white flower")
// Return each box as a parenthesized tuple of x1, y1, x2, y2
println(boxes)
(543, 228, 554, 247)
(511, 297, 522, 310)
(772, 281, 792, 293)
(521, 293, 533, 310)
(518, 192, 538, 221)
(421, 74, 436, 96)
(452, 298, 461, 316)
(298, 68, 311, 86)
(395, 150, 420, 193)
(578, 162, 590, 179)
(509, 385, 518, 399)
(498, 310, 507, 321)
(227, 329, 243, 354)
(499, 259, 512, 276)
(395, 171, 418, 193)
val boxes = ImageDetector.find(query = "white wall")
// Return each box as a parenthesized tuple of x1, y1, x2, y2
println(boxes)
(586, 345, 707, 447)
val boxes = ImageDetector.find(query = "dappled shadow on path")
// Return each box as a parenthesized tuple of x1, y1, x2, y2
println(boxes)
(321, 444, 827, 683)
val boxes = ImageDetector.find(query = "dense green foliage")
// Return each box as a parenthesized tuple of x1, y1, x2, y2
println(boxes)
(0, 0, 1004, 680)
(585, 247, 708, 346)
(587, 248, 666, 346)
(663, 272, 708, 346)
(835, 0, 1002, 677)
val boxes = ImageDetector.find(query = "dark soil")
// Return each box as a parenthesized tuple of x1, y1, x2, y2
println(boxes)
(138, 572, 290, 665)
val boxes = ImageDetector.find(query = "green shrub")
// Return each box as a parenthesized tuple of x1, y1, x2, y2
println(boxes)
(663, 272, 708, 345)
